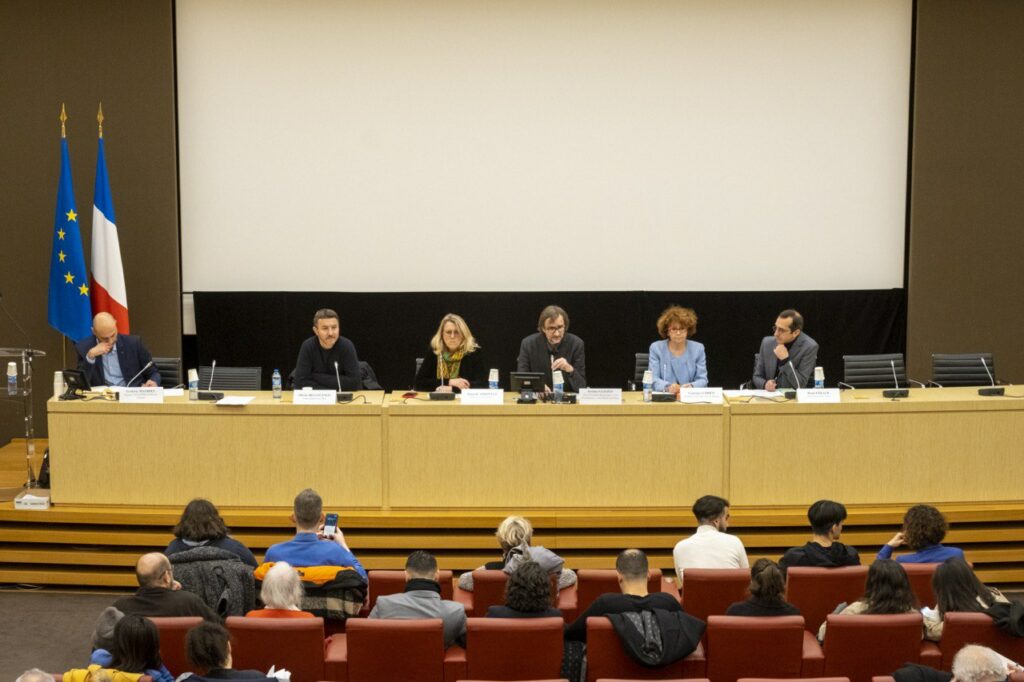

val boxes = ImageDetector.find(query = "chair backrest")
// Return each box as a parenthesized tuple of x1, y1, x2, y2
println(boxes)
(786, 566, 868, 634)
(740, 678, 849, 682)
(842, 353, 906, 388)
(146, 616, 202, 677)
(900, 563, 938, 609)
(707, 615, 806, 682)
(152, 357, 182, 389)
(468, 569, 511, 617)
(680, 568, 751, 623)
(198, 366, 262, 390)
(345, 617, 446, 682)
(576, 569, 663, 616)
(225, 615, 325, 681)
(360, 360, 382, 390)
(586, 617, 704, 682)
(931, 353, 995, 386)
(940, 611, 1024, 671)
(822, 613, 923, 682)
(465, 617, 564, 681)
(634, 352, 650, 384)
(368, 569, 454, 611)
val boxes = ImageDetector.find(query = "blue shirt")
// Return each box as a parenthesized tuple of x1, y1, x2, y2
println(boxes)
(648, 339, 708, 390)
(264, 532, 367, 580)
(876, 543, 965, 563)
(86, 341, 126, 386)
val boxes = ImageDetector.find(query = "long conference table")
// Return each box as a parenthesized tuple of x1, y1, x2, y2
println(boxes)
(46, 387, 1024, 508)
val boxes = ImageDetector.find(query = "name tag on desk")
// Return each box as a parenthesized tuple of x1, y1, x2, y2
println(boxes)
(293, 389, 337, 405)
(120, 387, 165, 404)
(578, 388, 622, 405)
(459, 389, 504, 405)
(797, 388, 841, 403)
(678, 387, 724, 404)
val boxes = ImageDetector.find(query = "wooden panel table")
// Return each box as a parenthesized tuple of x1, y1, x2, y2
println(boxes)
(727, 387, 1024, 506)
(384, 392, 727, 508)
(47, 391, 386, 506)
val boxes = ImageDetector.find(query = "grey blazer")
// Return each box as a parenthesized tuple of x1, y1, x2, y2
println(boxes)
(368, 590, 466, 647)
(752, 332, 819, 389)
(515, 332, 587, 391)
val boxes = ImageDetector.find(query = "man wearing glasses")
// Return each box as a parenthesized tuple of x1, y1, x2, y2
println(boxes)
(516, 304, 587, 392)
(751, 309, 818, 390)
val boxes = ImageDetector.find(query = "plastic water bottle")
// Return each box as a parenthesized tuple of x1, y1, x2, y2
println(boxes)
(272, 369, 282, 399)
(488, 368, 499, 390)
(188, 368, 199, 400)
(552, 370, 564, 402)
(7, 362, 16, 396)
(642, 369, 653, 403)
(814, 366, 825, 389)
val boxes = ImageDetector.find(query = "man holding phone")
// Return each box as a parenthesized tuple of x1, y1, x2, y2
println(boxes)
(264, 488, 366, 580)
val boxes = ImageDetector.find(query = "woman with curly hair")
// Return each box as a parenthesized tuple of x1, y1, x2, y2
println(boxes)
(924, 558, 1009, 641)
(877, 504, 965, 563)
(165, 498, 257, 567)
(817, 559, 918, 641)
(486, 560, 562, 618)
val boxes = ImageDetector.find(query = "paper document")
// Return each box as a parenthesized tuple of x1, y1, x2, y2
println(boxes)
(164, 388, 185, 397)
(724, 390, 783, 399)
(216, 396, 253, 406)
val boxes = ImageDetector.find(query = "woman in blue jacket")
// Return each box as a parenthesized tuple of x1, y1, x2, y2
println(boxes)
(648, 306, 708, 394)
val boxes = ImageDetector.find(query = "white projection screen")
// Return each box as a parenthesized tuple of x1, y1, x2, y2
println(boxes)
(177, 0, 911, 293)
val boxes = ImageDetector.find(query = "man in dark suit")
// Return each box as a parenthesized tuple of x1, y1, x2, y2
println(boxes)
(751, 309, 818, 390)
(516, 304, 587, 391)
(75, 311, 160, 387)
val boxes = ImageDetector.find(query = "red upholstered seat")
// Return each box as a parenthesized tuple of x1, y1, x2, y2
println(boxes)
(680, 569, 751, 623)
(226, 615, 325, 682)
(332, 617, 467, 682)
(459, 680, 568, 682)
(822, 613, 924, 682)
(586, 617, 706, 682)
(939, 611, 1024, 671)
(464, 617, 565, 681)
(147, 616, 202, 677)
(739, 678, 849, 682)
(900, 563, 939, 609)
(453, 569, 575, 619)
(366, 569, 454, 611)
(706, 615, 824, 682)
(577, 569, 664, 616)
(786, 566, 869, 635)
(596, 679, 709, 682)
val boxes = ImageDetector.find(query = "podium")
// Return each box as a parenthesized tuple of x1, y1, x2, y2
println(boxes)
(1, 346, 46, 489)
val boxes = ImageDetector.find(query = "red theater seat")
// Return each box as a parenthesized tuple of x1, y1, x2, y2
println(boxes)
(366, 569, 454, 611)
(706, 615, 824, 682)
(331, 617, 466, 682)
(939, 611, 1024, 671)
(786, 566, 869, 635)
(147, 616, 202, 677)
(586, 617, 706, 682)
(577, 569, 665, 616)
(739, 678, 849, 682)
(900, 563, 939, 609)
(226, 615, 326, 682)
(822, 613, 924, 682)
(453, 569, 576, 619)
(680, 569, 751, 624)
(596, 679, 709, 682)
(463, 616, 564, 680)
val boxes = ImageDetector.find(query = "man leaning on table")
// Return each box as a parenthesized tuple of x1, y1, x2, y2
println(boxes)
(75, 312, 160, 387)
(293, 308, 361, 391)
(751, 309, 818, 391)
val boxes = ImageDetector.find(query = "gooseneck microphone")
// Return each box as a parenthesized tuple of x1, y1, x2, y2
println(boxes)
(882, 359, 909, 399)
(208, 360, 217, 391)
(126, 361, 154, 388)
(978, 357, 1004, 396)
(837, 381, 856, 390)
(197, 360, 223, 400)
(334, 361, 342, 392)
(334, 360, 354, 402)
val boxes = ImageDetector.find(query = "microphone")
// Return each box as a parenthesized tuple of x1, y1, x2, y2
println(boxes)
(198, 360, 223, 400)
(837, 381, 856, 390)
(781, 362, 801, 400)
(883, 359, 909, 399)
(126, 361, 154, 388)
(0, 290, 33, 352)
(208, 360, 217, 391)
(978, 357, 1004, 396)
(334, 360, 353, 402)
(907, 379, 927, 388)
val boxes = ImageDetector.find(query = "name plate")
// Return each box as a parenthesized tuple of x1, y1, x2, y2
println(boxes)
(577, 388, 622, 405)
(120, 387, 164, 404)
(797, 388, 841, 403)
(678, 387, 724, 404)
(293, 389, 337, 405)
(459, 388, 505, 405)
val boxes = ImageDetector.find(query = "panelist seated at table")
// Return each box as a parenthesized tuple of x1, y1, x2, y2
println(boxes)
(293, 308, 361, 391)
(516, 304, 586, 391)
(414, 313, 486, 392)
(751, 308, 818, 390)
(648, 305, 708, 394)
(74, 312, 160, 387)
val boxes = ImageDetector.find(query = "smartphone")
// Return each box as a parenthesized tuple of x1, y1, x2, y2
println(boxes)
(323, 512, 339, 538)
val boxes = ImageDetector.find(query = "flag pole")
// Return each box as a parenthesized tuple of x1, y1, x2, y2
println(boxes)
(59, 103, 68, 370)
(97, 102, 103, 139)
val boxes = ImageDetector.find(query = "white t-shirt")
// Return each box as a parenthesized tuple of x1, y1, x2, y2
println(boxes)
(673, 524, 749, 577)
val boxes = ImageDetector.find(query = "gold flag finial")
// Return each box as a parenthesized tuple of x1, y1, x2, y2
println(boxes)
(97, 103, 104, 139)
(60, 103, 67, 139)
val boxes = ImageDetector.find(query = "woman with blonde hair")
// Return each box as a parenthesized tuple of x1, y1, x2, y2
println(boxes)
(458, 515, 576, 591)
(648, 306, 708, 395)
(414, 313, 486, 392)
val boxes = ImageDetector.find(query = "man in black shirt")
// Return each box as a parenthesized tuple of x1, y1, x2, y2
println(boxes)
(565, 549, 680, 642)
(293, 308, 361, 391)
(113, 553, 219, 621)
(779, 499, 860, 570)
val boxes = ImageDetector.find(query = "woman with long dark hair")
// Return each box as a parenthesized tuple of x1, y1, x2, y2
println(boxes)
(726, 559, 799, 616)
(817, 559, 918, 640)
(166, 498, 257, 567)
(924, 558, 1009, 641)
(86, 615, 173, 682)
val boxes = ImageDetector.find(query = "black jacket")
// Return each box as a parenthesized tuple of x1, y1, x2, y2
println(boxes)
(725, 598, 801, 617)
(607, 608, 705, 667)
(413, 348, 487, 391)
(780, 541, 860, 570)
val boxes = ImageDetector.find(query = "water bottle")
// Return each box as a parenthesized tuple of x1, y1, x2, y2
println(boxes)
(642, 369, 653, 403)
(272, 369, 282, 399)
(6, 362, 16, 396)
(814, 366, 825, 389)
(488, 368, 499, 390)
(552, 370, 564, 402)
(188, 368, 199, 400)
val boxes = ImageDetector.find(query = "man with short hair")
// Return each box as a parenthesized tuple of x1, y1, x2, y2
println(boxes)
(780, 499, 860, 569)
(113, 552, 219, 620)
(74, 311, 160, 387)
(516, 304, 587, 391)
(752, 309, 818, 390)
(673, 495, 749, 577)
(293, 308, 361, 391)
(369, 550, 466, 648)
(264, 488, 366, 580)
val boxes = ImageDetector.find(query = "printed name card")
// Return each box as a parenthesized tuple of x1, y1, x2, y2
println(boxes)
(577, 388, 623, 405)
(120, 387, 164, 404)
(459, 388, 505, 405)
(292, 389, 337, 405)
(678, 387, 724, 404)
(797, 388, 841, 403)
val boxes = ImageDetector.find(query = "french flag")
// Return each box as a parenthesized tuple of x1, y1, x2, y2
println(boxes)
(90, 132, 130, 332)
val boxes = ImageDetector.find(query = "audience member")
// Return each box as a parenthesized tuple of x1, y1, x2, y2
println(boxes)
(673, 494, 748, 577)
(458, 515, 575, 591)
(113, 553, 218, 621)
(487, 560, 562, 618)
(816, 559, 918, 641)
(953, 644, 1024, 682)
(877, 504, 965, 564)
(780, 499, 860, 569)
(725, 558, 799, 617)
(369, 551, 467, 648)
(263, 488, 366, 580)
(166, 499, 258, 568)
(181, 621, 267, 680)
(16, 670, 54, 682)
(925, 558, 1009, 641)
(246, 562, 314, 618)
(89, 614, 174, 682)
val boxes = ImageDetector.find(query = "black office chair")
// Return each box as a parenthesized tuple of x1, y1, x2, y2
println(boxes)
(842, 353, 907, 388)
(633, 352, 649, 385)
(931, 353, 996, 387)
(360, 361, 382, 390)
(152, 356, 182, 389)
(198, 366, 262, 391)
(415, 357, 424, 386)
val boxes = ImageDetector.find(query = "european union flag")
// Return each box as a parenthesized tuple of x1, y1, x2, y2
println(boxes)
(48, 137, 92, 340)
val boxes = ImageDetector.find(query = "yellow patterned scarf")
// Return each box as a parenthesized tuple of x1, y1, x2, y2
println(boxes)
(436, 350, 465, 380)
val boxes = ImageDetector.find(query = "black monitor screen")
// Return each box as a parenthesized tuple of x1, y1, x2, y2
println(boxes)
(510, 372, 545, 393)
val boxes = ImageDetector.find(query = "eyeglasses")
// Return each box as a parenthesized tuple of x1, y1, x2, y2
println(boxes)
(442, 330, 462, 337)
(544, 325, 565, 333)
(667, 327, 687, 334)
(772, 325, 793, 334)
